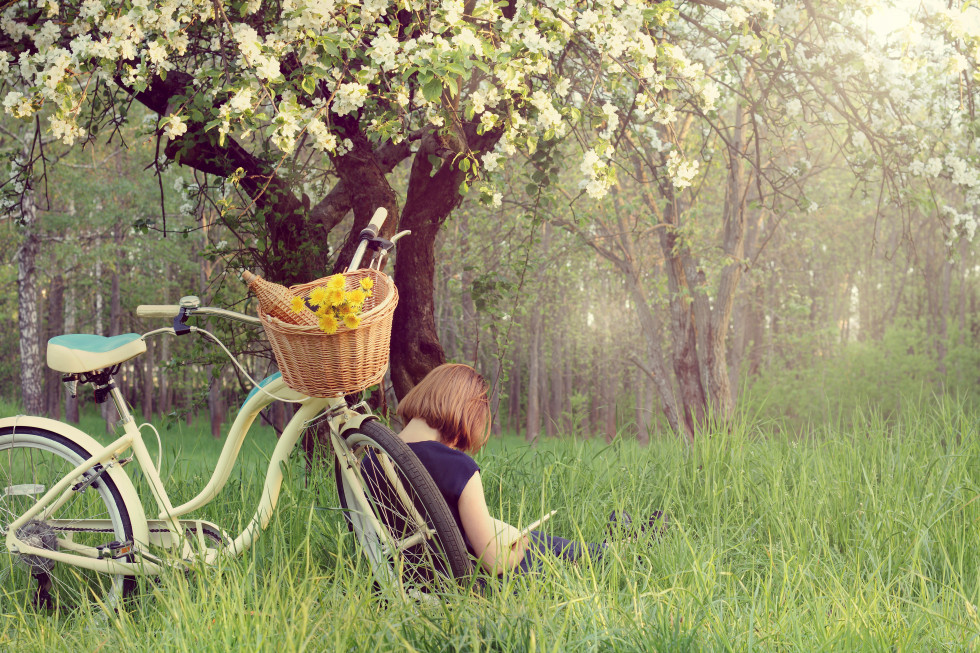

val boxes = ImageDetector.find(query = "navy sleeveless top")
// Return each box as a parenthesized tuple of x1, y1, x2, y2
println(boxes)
(407, 441, 480, 552)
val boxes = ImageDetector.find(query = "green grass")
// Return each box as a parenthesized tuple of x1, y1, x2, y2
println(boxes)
(2, 397, 980, 651)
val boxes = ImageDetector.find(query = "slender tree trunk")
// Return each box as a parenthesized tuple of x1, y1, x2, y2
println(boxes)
(460, 212, 478, 366)
(142, 336, 155, 420)
(209, 367, 223, 438)
(548, 325, 563, 437)
(159, 263, 172, 414)
(489, 337, 503, 437)
(16, 185, 43, 415)
(45, 274, 65, 419)
(104, 243, 121, 434)
(64, 276, 79, 423)
(635, 365, 650, 445)
(937, 257, 952, 377)
(508, 345, 522, 438)
(525, 310, 541, 443)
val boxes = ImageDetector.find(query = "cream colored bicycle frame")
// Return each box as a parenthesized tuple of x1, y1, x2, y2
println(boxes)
(4, 374, 376, 577)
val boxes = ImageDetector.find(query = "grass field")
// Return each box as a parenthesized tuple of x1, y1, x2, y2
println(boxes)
(2, 397, 980, 651)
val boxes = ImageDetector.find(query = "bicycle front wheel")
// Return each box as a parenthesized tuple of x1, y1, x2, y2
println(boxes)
(334, 420, 472, 597)
(0, 425, 134, 611)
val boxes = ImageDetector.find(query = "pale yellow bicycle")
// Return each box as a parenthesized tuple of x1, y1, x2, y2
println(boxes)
(1, 209, 472, 611)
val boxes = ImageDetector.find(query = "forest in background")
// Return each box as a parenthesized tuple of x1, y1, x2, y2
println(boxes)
(2, 106, 978, 444)
(1, 0, 978, 443)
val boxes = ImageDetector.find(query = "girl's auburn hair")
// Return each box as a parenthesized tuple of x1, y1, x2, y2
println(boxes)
(396, 363, 491, 454)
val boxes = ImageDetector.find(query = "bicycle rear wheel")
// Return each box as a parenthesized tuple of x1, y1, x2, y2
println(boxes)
(334, 420, 472, 597)
(0, 425, 135, 611)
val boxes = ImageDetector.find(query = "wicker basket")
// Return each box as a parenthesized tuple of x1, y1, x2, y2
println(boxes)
(257, 269, 398, 397)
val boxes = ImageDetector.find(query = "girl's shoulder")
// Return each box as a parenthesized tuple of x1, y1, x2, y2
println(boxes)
(408, 440, 479, 467)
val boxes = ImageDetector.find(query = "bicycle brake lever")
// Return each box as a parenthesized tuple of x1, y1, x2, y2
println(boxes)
(173, 306, 192, 336)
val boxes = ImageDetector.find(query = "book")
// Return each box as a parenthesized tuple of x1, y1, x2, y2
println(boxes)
(490, 509, 558, 548)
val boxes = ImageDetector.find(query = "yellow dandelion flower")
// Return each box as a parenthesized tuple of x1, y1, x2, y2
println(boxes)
(290, 296, 305, 314)
(338, 303, 354, 316)
(343, 314, 361, 330)
(315, 304, 328, 316)
(318, 313, 338, 335)
(346, 288, 366, 305)
(360, 277, 374, 291)
(327, 288, 345, 306)
(327, 274, 345, 291)
(309, 286, 330, 307)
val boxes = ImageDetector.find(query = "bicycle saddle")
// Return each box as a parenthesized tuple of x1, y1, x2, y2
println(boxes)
(46, 333, 147, 374)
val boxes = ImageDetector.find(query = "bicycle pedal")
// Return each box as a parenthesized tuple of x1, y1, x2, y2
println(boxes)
(98, 540, 134, 559)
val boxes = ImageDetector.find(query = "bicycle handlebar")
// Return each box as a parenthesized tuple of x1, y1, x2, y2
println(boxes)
(359, 207, 388, 240)
(136, 305, 180, 318)
(136, 304, 262, 326)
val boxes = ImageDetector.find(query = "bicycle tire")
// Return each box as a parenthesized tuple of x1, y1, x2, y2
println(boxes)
(0, 425, 135, 611)
(334, 420, 472, 596)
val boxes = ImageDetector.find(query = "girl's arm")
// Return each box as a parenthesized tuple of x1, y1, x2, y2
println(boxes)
(458, 472, 529, 574)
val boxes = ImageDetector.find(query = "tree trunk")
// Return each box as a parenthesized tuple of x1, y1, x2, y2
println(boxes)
(548, 324, 563, 437)
(525, 310, 541, 443)
(488, 333, 503, 437)
(16, 185, 43, 415)
(158, 263, 172, 414)
(937, 257, 952, 378)
(209, 366, 223, 438)
(635, 365, 651, 445)
(45, 274, 65, 419)
(104, 246, 121, 434)
(460, 212, 478, 366)
(64, 276, 80, 423)
(508, 333, 522, 438)
(142, 335, 155, 420)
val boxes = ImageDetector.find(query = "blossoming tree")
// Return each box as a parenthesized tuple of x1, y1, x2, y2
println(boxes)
(0, 0, 699, 396)
(541, 0, 979, 437)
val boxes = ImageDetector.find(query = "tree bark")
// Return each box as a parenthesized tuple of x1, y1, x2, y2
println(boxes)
(16, 184, 43, 415)
(64, 275, 80, 423)
(142, 336, 155, 420)
(45, 274, 65, 419)
(460, 212, 478, 366)
(548, 324, 563, 438)
(209, 366, 224, 438)
(525, 309, 541, 443)
(508, 332, 522, 437)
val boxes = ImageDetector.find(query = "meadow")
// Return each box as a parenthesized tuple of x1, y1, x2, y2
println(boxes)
(2, 398, 980, 652)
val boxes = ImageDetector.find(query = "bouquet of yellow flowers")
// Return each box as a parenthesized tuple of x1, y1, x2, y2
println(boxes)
(291, 273, 374, 334)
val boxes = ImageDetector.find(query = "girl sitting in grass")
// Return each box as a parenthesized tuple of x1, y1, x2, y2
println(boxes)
(395, 363, 607, 574)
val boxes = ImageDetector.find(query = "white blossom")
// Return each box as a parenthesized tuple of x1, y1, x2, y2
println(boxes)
(332, 82, 368, 116)
(164, 115, 187, 140)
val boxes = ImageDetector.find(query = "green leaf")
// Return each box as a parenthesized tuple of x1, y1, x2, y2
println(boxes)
(428, 154, 443, 176)
(444, 77, 458, 97)
(422, 78, 443, 103)
(301, 76, 316, 95)
(459, 157, 471, 172)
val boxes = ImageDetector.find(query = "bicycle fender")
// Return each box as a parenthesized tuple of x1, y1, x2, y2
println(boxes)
(0, 415, 149, 549)
(338, 412, 378, 436)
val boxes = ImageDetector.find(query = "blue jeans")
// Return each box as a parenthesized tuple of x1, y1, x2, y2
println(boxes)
(516, 530, 606, 573)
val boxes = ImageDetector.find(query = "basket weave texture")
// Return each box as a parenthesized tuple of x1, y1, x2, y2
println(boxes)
(257, 269, 398, 397)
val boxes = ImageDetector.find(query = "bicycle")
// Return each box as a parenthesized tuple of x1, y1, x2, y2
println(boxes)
(1, 208, 472, 611)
